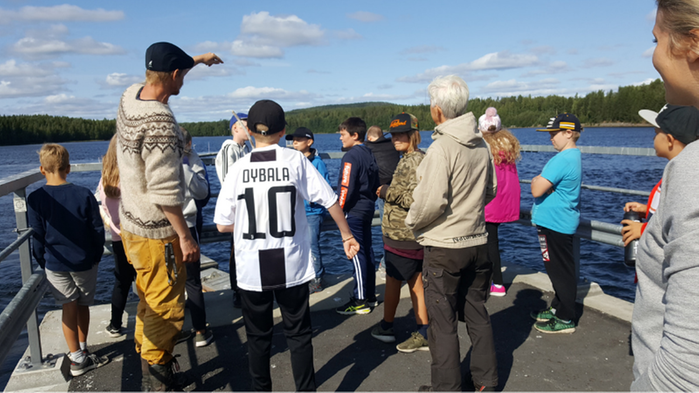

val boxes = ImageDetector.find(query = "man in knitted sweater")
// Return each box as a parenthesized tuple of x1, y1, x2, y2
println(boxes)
(116, 42, 222, 391)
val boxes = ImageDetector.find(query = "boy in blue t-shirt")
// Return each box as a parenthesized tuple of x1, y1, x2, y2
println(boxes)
(530, 113, 582, 334)
(27, 144, 106, 376)
(285, 127, 332, 294)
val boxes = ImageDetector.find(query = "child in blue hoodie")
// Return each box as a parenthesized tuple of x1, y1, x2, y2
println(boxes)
(286, 127, 332, 294)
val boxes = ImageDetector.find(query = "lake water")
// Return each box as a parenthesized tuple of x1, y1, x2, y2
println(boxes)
(0, 127, 665, 316)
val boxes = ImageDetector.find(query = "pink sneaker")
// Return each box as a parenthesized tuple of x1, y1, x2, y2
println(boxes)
(490, 284, 506, 297)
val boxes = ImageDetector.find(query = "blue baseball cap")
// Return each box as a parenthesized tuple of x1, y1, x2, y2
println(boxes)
(230, 113, 248, 129)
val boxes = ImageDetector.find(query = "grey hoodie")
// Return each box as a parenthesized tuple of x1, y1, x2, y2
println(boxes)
(631, 141, 699, 391)
(405, 112, 496, 249)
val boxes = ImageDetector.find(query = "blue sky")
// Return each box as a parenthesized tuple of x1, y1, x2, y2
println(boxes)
(0, 1, 660, 122)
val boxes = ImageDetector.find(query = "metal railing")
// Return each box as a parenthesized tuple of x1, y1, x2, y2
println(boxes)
(0, 144, 646, 370)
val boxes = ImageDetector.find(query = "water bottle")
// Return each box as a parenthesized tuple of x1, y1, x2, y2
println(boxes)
(623, 211, 641, 267)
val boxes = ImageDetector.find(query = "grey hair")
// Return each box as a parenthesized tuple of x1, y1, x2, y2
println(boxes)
(427, 75, 470, 120)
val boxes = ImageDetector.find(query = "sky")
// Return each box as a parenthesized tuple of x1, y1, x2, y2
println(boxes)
(0, 1, 661, 122)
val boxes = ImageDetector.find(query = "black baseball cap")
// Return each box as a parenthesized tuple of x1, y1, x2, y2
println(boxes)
(285, 127, 314, 140)
(655, 105, 699, 145)
(145, 42, 194, 72)
(389, 112, 419, 133)
(536, 113, 583, 132)
(247, 100, 286, 135)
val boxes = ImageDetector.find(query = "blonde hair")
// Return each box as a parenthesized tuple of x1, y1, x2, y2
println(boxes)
(102, 135, 120, 198)
(483, 129, 521, 165)
(408, 130, 422, 152)
(571, 131, 581, 143)
(656, 0, 699, 55)
(145, 69, 173, 85)
(38, 143, 69, 173)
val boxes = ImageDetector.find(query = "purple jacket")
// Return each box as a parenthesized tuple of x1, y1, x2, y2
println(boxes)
(485, 160, 520, 223)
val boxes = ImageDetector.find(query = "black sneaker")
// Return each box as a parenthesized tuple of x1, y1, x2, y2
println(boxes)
(105, 322, 122, 338)
(176, 329, 193, 344)
(336, 298, 372, 315)
(366, 296, 380, 308)
(195, 329, 214, 348)
(418, 385, 434, 392)
(70, 354, 96, 376)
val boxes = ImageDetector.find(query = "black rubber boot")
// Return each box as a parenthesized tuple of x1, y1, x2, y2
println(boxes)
(140, 357, 151, 392)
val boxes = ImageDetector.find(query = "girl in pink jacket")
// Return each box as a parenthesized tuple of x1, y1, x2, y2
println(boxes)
(480, 107, 521, 297)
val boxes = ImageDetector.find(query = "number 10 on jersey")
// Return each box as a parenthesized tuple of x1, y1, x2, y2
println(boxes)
(241, 186, 297, 240)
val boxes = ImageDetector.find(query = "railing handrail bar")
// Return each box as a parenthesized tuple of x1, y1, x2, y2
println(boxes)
(0, 271, 47, 367)
(0, 228, 34, 263)
(518, 179, 651, 197)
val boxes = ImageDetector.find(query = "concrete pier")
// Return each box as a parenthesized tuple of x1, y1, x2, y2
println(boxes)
(4, 260, 635, 392)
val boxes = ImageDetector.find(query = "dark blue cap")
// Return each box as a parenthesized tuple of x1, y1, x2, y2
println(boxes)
(285, 127, 314, 140)
(145, 42, 194, 72)
(230, 113, 248, 129)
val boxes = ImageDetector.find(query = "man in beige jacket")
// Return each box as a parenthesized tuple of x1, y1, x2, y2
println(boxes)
(406, 75, 498, 392)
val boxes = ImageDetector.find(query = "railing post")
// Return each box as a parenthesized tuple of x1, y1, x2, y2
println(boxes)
(13, 188, 43, 368)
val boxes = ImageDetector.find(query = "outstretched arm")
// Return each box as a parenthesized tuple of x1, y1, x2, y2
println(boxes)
(193, 53, 223, 67)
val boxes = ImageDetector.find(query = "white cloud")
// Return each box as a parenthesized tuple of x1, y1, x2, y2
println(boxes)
(0, 59, 68, 98)
(530, 46, 556, 55)
(306, 69, 330, 74)
(199, 12, 326, 59)
(0, 59, 51, 77)
(479, 78, 560, 96)
(104, 73, 142, 87)
(642, 47, 654, 58)
(240, 12, 324, 47)
(347, 11, 384, 22)
(230, 40, 284, 58)
(400, 45, 445, 55)
(334, 28, 362, 40)
(646, 9, 657, 22)
(12, 36, 125, 59)
(520, 61, 570, 77)
(398, 51, 539, 83)
(186, 65, 243, 80)
(582, 58, 614, 68)
(377, 84, 393, 90)
(0, 5, 124, 24)
(589, 83, 619, 91)
(632, 78, 656, 86)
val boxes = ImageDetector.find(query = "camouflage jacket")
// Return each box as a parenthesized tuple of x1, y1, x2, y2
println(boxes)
(380, 150, 425, 242)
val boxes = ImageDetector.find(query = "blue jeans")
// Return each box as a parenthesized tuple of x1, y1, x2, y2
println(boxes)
(307, 214, 324, 279)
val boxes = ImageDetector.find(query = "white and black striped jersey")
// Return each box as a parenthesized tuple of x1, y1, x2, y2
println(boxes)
(214, 144, 338, 292)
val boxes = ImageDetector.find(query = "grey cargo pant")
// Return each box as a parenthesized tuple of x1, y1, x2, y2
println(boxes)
(423, 244, 498, 391)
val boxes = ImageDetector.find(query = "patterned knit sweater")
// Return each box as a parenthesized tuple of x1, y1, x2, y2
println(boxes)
(116, 83, 185, 239)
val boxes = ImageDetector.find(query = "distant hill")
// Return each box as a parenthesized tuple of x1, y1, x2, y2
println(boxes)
(0, 79, 665, 145)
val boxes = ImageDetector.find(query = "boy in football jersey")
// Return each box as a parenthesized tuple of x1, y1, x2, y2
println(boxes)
(336, 117, 381, 315)
(214, 100, 359, 391)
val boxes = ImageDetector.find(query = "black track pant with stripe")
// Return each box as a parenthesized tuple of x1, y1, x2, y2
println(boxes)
(346, 214, 376, 301)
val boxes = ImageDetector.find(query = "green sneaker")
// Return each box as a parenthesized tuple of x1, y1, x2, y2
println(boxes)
(530, 306, 556, 322)
(396, 332, 430, 353)
(534, 316, 576, 334)
(371, 324, 395, 343)
(336, 298, 372, 315)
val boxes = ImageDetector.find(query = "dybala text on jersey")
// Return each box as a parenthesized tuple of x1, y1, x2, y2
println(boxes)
(242, 167, 291, 183)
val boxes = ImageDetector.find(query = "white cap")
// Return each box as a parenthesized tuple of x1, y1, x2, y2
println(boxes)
(638, 104, 668, 128)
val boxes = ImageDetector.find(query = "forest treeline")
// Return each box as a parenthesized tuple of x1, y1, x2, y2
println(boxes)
(0, 79, 666, 145)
